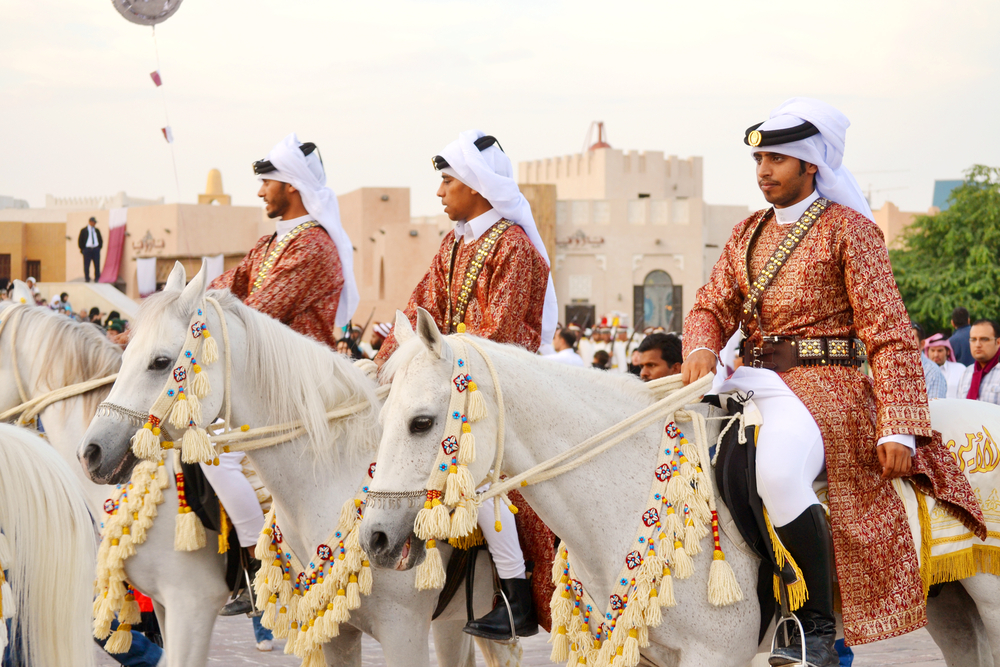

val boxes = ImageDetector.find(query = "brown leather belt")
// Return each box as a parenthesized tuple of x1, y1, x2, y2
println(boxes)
(741, 335, 867, 373)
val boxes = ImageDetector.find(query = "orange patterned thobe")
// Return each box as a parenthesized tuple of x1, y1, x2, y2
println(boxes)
(210, 227, 344, 349)
(684, 203, 985, 645)
(375, 220, 549, 361)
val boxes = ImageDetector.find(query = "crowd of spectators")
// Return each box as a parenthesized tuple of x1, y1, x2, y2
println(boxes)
(0, 277, 128, 340)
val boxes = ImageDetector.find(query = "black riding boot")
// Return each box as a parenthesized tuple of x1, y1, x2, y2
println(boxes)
(769, 505, 839, 667)
(463, 577, 538, 641)
(220, 548, 261, 617)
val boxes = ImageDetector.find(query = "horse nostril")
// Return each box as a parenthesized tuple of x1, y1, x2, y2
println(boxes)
(83, 443, 103, 471)
(370, 530, 389, 555)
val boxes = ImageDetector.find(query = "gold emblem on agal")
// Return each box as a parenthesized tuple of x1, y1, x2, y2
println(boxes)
(748, 130, 762, 147)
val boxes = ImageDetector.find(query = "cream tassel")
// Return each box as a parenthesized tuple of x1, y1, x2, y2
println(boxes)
(359, 560, 373, 595)
(169, 395, 191, 429)
(707, 550, 743, 606)
(415, 539, 446, 590)
(444, 467, 462, 506)
(261, 594, 278, 628)
(187, 392, 203, 425)
(156, 460, 169, 489)
(458, 429, 476, 465)
(550, 625, 569, 663)
(621, 628, 640, 666)
(683, 521, 703, 556)
(105, 623, 133, 654)
(283, 622, 299, 655)
(201, 330, 219, 364)
(660, 566, 676, 607)
(190, 366, 211, 398)
(644, 588, 663, 626)
(174, 509, 207, 551)
(672, 540, 693, 579)
(181, 427, 214, 464)
(273, 606, 289, 638)
(331, 589, 350, 623)
(256, 521, 274, 558)
(466, 382, 488, 422)
(347, 574, 361, 609)
(119, 592, 141, 625)
(131, 423, 161, 461)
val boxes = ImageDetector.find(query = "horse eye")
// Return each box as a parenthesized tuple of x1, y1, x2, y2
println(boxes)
(148, 357, 172, 372)
(409, 416, 434, 434)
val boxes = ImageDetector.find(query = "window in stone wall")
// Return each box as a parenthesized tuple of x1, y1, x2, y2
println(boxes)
(25, 260, 41, 281)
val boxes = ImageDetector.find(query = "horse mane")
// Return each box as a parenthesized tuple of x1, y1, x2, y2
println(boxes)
(0, 303, 122, 420)
(380, 334, 654, 420)
(0, 423, 96, 667)
(136, 290, 381, 465)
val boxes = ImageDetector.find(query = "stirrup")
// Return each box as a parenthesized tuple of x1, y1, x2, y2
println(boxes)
(493, 586, 518, 645)
(770, 613, 807, 667)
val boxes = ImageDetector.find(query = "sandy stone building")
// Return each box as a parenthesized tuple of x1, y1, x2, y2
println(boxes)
(519, 141, 750, 331)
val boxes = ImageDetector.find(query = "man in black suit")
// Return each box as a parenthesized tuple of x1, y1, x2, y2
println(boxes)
(78, 217, 103, 282)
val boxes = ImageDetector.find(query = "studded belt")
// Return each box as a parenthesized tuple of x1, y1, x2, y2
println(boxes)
(741, 335, 866, 373)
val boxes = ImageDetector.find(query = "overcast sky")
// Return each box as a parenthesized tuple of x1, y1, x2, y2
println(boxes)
(2, 0, 998, 217)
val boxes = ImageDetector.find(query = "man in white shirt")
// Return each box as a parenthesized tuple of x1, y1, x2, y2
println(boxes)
(545, 329, 585, 367)
(924, 333, 967, 399)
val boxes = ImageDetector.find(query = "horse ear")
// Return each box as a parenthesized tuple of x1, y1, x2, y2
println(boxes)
(164, 262, 187, 292)
(178, 258, 209, 313)
(394, 310, 414, 345)
(415, 307, 443, 359)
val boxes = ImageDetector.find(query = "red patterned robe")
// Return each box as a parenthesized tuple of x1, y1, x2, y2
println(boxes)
(684, 203, 986, 645)
(375, 221, 548, 360)
(210, 228, 344, 348)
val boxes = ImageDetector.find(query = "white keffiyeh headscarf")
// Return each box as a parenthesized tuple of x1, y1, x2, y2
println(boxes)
(257, 133, 359, 328)
(750, 98, 873, 221)
(437, 129, 559, 348)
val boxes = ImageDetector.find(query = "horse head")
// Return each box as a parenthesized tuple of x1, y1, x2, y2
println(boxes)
(79, 260, 227, 484)
(361, 308, 500, 570)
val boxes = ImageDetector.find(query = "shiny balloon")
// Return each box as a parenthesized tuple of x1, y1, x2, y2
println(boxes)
(111, 0, 183, 26)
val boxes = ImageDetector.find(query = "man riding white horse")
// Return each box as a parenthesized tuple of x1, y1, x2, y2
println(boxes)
(374, 129, 557, 641)
(681, 98, 986, 666)
(209, 132, 359, 614)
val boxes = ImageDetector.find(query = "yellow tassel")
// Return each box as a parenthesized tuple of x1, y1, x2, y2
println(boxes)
(174, 508, 207, 551)
(119, 593, 141, 625)
(181, 427, 214, 464)
(187, 392, 203, 425)
(284, 622, 299, 655)
(550, 625, 569, 662)
(131, 423, 161, 461)
(170, 395, 191, 429)
(708, 550, 743, 606)
(105, 623, 133, 654)
(201, 331, 219, 364)
(218, 504, 230, 555)
(684, 522, 702, 556)
(622, 628, 639, 666)
(672, 540, 693, 579)
(331, 589, 350, 623)
(415, 539, 446, 590)
(644, 589, 663, 626)
(359, 560, 373, 595)
(660, 567, 676, 607)
(764, 508, 808, 611)
(459, 429, 476, 465)
(347, 574, 361, 609)
(273, 606, 289, 638)
(467, 382, 488, 422)
(445, 466, 462, 505)
(190, 367, 210, 398)
(261, 594, 278, 628)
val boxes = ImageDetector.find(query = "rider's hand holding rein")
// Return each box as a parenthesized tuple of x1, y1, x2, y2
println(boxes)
(878, 440, 912, 479)
(682, 348, 717, 386)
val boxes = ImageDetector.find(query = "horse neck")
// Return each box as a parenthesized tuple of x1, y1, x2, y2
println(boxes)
(223, 315, 376, 558)
(39, 398, 108, 513)
(479, 345, 664, 590)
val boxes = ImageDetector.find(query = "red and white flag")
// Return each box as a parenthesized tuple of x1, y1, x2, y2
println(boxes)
(150, 70, 162, 87)
(161, 126, 174, 143)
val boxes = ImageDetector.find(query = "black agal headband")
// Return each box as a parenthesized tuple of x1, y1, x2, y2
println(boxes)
(744, 121, 820, 148)
(432, 135, 504, 171)
(252, 142, 321, 175)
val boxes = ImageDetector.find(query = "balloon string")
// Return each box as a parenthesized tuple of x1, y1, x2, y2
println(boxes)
(152, 26, 185, 225)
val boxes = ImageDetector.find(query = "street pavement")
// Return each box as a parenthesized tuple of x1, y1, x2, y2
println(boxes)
(94, 616, 948, 666)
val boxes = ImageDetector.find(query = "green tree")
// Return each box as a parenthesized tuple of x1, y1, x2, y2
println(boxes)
(891, 165, 1000, 333)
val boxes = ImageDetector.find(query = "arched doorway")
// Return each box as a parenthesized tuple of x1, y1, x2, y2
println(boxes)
(643, 270, 674, 330)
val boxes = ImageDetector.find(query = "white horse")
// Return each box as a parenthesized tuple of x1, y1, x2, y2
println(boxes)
(360, 309, 1000, 667)
(0, 422, 96, 667)
(0, 301, 231, 667)
(77, 262, 521, 667)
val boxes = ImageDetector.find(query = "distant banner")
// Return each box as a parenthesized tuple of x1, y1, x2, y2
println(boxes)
(136, 257, 158, 297)
(99, 208, 128, 283)
(150, 70, 162, 87)
(161, 126, 174, 143)
(204, 254, 225, 285)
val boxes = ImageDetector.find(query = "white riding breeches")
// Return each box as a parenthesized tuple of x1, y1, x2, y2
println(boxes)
(476, 484, 526, 580)
(199, 451, 265, 548)
(715, 366, 825, 528)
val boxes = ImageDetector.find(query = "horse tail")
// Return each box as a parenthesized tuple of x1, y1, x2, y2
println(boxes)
(0, 423, 96, 667)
